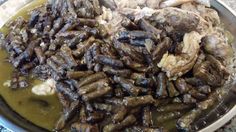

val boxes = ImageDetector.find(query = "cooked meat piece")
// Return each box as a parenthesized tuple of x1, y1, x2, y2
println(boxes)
(71, 123, 99, 132)
(202, 32, 234, 60)
(158, 31, 201, 78)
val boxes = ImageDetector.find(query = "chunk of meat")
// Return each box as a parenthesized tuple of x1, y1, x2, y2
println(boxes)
(147, 7, 200, 33)
(158, 31, 201, 78)
(202, 31, 234, 60)
(181, 3, 220, 26)
(99, 5, 207, 36)
(119, 7, 200, 34)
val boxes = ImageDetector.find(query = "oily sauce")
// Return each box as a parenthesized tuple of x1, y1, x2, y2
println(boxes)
(0, 0, 61, 130)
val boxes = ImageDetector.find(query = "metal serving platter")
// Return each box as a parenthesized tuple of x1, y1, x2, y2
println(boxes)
(0, 0, 236, 131)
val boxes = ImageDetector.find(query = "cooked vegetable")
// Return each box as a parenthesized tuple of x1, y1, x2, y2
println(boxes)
(77, 72, 107, 87)
(177, 89, 224, 131)
(55, 100, 81, 130)
(103, 115, 136, 132)
(67, 71, 94, 79)
(156, 111, 185, 123)
(122, 56, 148, 72)
(77, 79, 109, 95)
(114, 40, 145, 63)
(121, 17, 139, 30)
(95, 55, 124, 68)
(176, 109, 201, 131)
(114, 86, 125, 97)
(114, 76, 142, 96)
(86, 112, 104, 123)
(56, 82, 79, 101)
(182, 94, 197, 104)
(184, 77, 205, 87)
(138, 18, 162, 38)
(93, 103, 113, 112)
(112, 106, 128, 123)
(152, 37, 172, 64)
(193, 55, 229, 87)
(156, 72, 168, 98)
(71, 123, 99, 132)
(196, 85, 211, 94)
(117, 30, 158, 46)
(167, 81, 180, 97)
(188, 89, 207, 101)
(82, 86, 112, 101)
(123, 95, 155, 107)
(174, 78, 191, 94)
(103, 66, 132, 77)
(156, 103, 195, 113)
(34, 47, 46, 64)
(142, 106, 153, 127)
(73, 36, 95, 58)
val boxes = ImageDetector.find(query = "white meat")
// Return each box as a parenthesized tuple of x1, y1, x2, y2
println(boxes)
(31, 79, 56, 96)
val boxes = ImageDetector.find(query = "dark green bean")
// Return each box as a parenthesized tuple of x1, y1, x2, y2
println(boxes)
(176, 109, 202, 131)
(77, 72, 107, 87)
(156, 111, 185, 123)
(71, 123, 99, 132)
(114, 76, 142, 96)
(78, 79, 109, 95)
(156, 103, 195, 113)
(67, 71, 94, 79)
(82, 86, 112, 101)
(73, 36, 95, 58)
(167, 81, 179, 97)
(93, 103, 113, 112)
(123, 95, 155, 108)
(103, 115, 136, 132)
(103, 66, 132, 77)
(112, 106, 128, 123)
(156, 72, 168, 98)
(95, 54, 124, 68)
(174, 78, 192, 94)
(152, 37, 172, 63)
